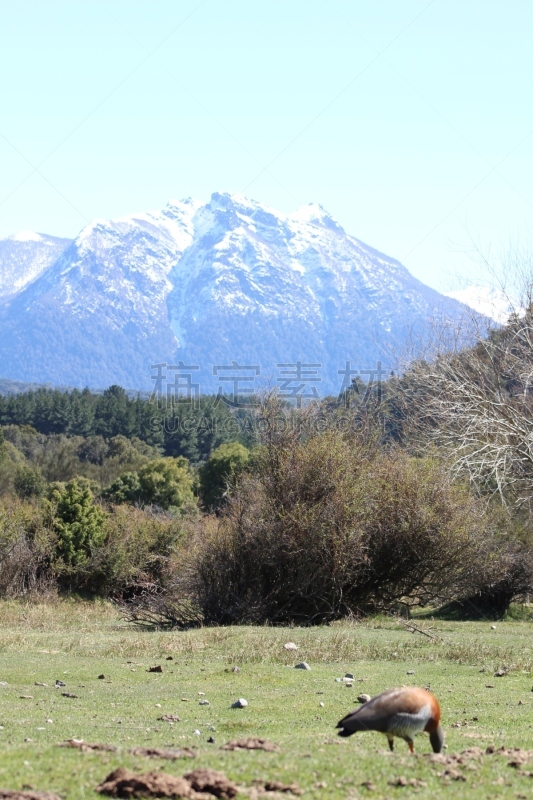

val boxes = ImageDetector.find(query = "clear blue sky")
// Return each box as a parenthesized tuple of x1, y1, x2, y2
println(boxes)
(1, 0, 532, 292)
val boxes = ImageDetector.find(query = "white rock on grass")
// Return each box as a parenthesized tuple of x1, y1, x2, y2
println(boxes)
(232, 698, 248, 708)
(295, 662, 311, 670)
(284, 642, 299, 651)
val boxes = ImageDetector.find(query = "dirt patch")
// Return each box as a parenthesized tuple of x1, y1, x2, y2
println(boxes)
(261, 782, 303, 795)
(246, 781, 304, 797)
(59, 739, 117, 752)
(130, 748, 196, 761)
(388, 777, 427, 788)
(0, 793, 62, 800)
(426, 747, 484, 767)
(97, 768, 237, 800)
(96, 768, 196, 799)
(184, 770, 238, 799)
(158, 716, 180, 723)
(486, 746, 533, 767)
(221, 739, 279, 752)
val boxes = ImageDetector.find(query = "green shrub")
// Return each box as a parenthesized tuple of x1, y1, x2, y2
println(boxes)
(102, 472, 142, 505)
(199, 442, 250, 511)
(137, 457, 195, 511)
(50, 478, 107, 567)
(13, 464, 46, 499)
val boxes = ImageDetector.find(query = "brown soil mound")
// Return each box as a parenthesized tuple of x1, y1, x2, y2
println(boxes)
(59, 739, 116, 752)
(0, 793, 62, 800)
(130, 748, 196, 761)
(97, 768, 237, 800)
(222, 739, 279, 752)
(184, 770, 238, 800)
(96, 768, 196, 799)
(261, 782, 303, 795)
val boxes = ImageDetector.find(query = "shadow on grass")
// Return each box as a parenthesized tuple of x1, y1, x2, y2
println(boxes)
(417, 600, 533, 622)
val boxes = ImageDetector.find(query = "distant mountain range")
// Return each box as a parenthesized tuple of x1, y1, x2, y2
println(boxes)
(0, 193, 485, 396)
(445, 285, 518, 325)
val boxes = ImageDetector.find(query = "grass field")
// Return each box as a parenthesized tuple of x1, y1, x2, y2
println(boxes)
(0, 601, 532, 799)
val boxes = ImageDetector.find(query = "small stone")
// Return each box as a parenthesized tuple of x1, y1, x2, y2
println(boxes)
(34, 682, 47, 687)
(24, 737, 33, 742)
(345, 682, 353, 688)
(155, 703, 161, 708)
(147, 665, 163, 673)
(232, 698, 248, 708)
(295, 662, 311, 670)
(358, 693, 371, 703)
(491, 625, 496, 630)
(98, 674, 105, 680)
(0, 682, 8, 687)
(335, 678, 342, 683)
(193, 729, 201, 735)
(344, 673, 354, 679)
(55, 680, 66, 687)
(232, 666, 240, 673)
(199, 700, 210, 705)
(198, 692, 205, 696)
(207, 736, 215, 743)
(485, 684, 495, 689)
(166, 656, 173, 660)
(319, 702, 325, 707)
(494, 669, 507, 677)
(209, 725, 216, 731)
(284, 642, 299, 651)
(406, 670, 415, 675)
(46, 719, 53, 724)
(20, 695, 33, 700)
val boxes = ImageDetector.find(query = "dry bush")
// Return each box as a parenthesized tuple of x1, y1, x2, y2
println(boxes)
(191, 445, 497, 623)
(73, 504, 187, 596)
(0, 498, 56, 598)
(164, 397, 505, 624)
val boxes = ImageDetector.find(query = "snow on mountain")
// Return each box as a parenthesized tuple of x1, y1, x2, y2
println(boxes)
(0, 193, 478, 393)
(445, 285, 519, 325)
(0, 232, 71, 301)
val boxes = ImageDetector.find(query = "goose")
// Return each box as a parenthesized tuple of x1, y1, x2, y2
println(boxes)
(336, 686, 444, 753)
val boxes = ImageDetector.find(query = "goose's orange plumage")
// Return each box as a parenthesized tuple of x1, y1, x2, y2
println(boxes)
(336, 686, 444, 753)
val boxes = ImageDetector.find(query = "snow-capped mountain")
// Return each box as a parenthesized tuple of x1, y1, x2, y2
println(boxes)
(0, 193, 476, 394)
(445, 285, 519, 325)
(0, 231, 71, 301)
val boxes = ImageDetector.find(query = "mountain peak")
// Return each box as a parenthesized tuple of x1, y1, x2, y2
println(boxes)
(7, 231, 43, 243)
(0, 192, 474, 392)
(290, 203, 343, 232)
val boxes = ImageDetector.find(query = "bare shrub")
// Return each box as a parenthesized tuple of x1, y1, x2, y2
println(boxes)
(0, 499, 56, 598)
(71, 504, 187, 597)
(179, 400, 500, 623)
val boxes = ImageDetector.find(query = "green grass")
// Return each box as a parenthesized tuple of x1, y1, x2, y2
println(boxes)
(0, 600, 532, 799)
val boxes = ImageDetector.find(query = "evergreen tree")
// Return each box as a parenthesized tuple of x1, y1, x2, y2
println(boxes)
(51, 479, 107, 566)
(199, 441, 250, 511)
